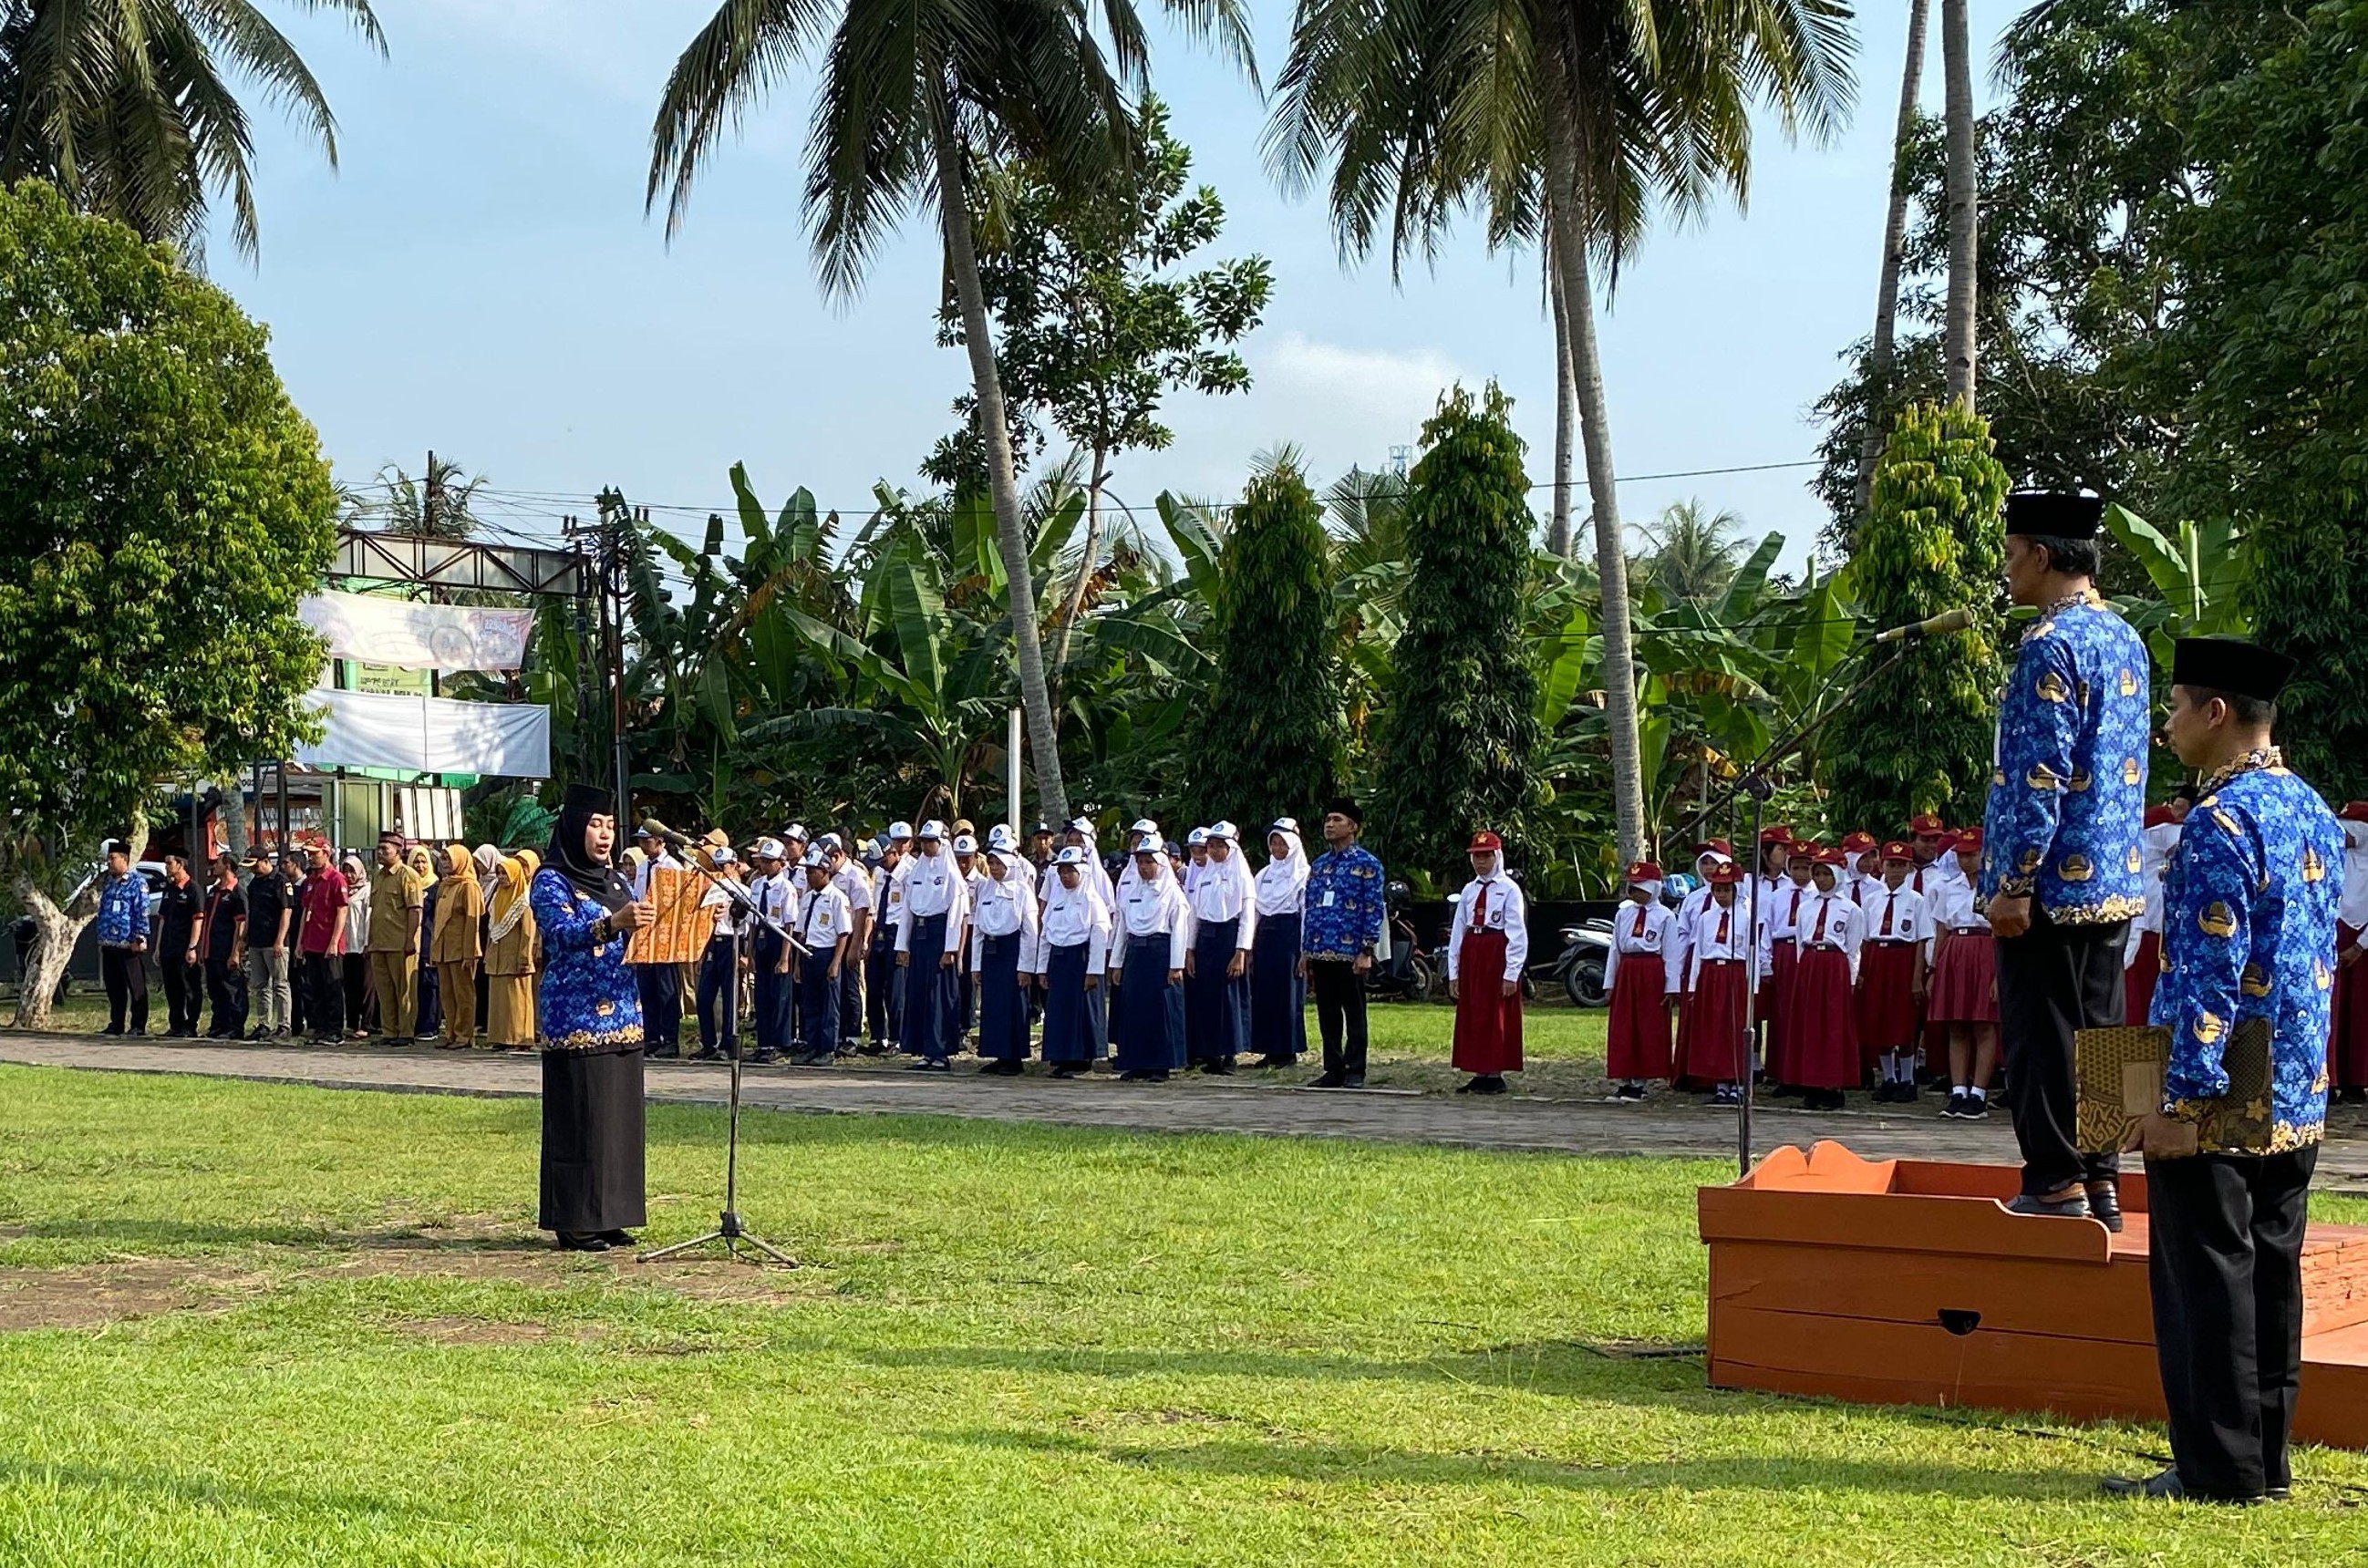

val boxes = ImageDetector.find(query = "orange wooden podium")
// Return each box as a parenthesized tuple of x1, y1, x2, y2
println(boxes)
(1698, 1141, 2368, 1448)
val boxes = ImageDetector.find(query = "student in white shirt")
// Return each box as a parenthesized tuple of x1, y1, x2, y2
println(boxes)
(1034, 846, 1112, 1078)
(1249, 820, 1310, 1068)
(1760, 848, 1817, 1090)
(691, 846, 750, 1061)
(1783, 848, 1861, 1110)
(894, 821, 969, 1069)
(1604, 861, 1677, 1101)
(1855, 842, 1931, 1103)
(1184, 820, 1256, 1074)
(863, 827, 908, 1053)
(970, 846, 1040, 1075)
(824, 833, 873, 1052)
(747, 838, 795, 1063)
(1925, 828, 2001, 1119)
(1675, 864, 1754, 1104)
(1109, 837, 1192, 1082)
(791, 848, 853, 1066)
(1446, 830, 1528, 1095)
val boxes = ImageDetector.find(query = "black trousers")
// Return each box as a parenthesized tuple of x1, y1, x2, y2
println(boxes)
(302, 952, 343, 1037)
(1308, 959, 1367, 1078)
(203, 955, 247, 1037)
(100, 946, 149, 1033)
(159, 953, 202, 1034)
(343, 954, 373, 1034)
(866, 934, 902, 1047)
(1995, 906, 2126, 1196)
(2147, 1146, 2318, 1501)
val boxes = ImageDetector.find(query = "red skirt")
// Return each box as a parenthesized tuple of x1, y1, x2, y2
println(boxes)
(1606, 951, 1673, 1080)
(1763, 940, 1799, 1081)
(1856, 941, 1921, 1058)
(1926, 929, 1998, 1025)
(1678, 959, 1751, 1085)
(1785, 948, 1859, 1090)
(2335, 924, 2368, 1089)
(2125, 929, 2161, 1032)
(1453, 928, 1524, 1074)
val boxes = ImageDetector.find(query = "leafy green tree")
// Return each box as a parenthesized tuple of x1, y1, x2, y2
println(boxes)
(1188, 455, 1343, 830)
(2151, 0, 2368, 798)
(0, 181, 336, 1024)
(1267, 0, 1854, 871)
(1634, 499, 1750, 604)
(1821, 401, 2006, 834)
(647, 0, 1252, 828)
(0, 0, 385, 259)
(1368, 385, 1543, 884)
(932, 97, 1272, 677)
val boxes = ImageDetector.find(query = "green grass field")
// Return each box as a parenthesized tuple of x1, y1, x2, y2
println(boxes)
(3, 1067, 2364, 1565)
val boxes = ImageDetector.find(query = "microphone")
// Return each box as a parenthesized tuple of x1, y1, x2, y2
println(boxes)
(637, 817, 694, 849)
(1873, 607, 1975, 645)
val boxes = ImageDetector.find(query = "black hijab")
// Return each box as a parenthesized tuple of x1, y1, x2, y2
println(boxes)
(544, 782, 632, 913)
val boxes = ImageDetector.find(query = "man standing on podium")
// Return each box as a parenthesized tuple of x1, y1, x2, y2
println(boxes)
(1981, 490, 2152, 1225)
(2106, 638, 2342, 1504)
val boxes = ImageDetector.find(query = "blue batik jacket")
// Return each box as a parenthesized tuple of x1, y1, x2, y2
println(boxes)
(529, 868, 644, 1055)
(1301, 844, 1386, 960)
(1980, 593, 2152, 923)
(95, 871, 150, 946)
(2151, 751, 2342, 1154)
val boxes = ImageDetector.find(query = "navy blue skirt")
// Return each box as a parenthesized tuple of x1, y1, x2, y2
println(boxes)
(1040, 941, 1104, 1064)
(900, 911, 958, 1058)
(1113, 934, 1184, 1071)
(1249, 910, 1306, 1058)
(1187, 915, 1248, 1064)
(977, 930, 1030, 1060)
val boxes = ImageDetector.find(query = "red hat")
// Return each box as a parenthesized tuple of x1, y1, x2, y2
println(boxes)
(1789, 840, 1824, 860)
(2143, 804, 2177, 829)
(1761, 825, 1794, 844)
(1815, 845, 1847, 867)
(1626, 860, 1664, 882)
(1951, 827, 1984, 852)
(2340, 801, 2368, 823)
(1910, 813, 1946, 837)
(1706, 862, 1743, 885)
(1882, 841, 1912, 862)
(1695, 837, 1735, 860)
(1841, 831, 1878, 853)
(1467, 830, 1503, 853)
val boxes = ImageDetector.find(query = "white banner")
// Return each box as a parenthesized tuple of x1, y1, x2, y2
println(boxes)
(295, 687, 551, 778)
(301, 590, 535, 673)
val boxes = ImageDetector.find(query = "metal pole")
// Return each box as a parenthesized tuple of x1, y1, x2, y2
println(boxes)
(1739, 783, 1768, 1179)
(1007, 707, 1022, 831)
(605, 510, 631, 815)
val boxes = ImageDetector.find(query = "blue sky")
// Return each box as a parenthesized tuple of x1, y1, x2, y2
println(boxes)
(207, 0, 2026, 572)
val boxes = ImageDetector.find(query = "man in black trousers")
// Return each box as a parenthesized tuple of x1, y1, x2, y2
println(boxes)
(2105, 638, 2341, 1504)
(155, 853, 204, 1037)
(1980, 491, 2154, 1226)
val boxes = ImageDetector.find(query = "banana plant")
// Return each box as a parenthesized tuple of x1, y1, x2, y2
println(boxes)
(2104, 504, 2250, 666)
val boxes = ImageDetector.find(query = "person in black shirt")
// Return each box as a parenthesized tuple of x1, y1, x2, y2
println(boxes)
(242, 852, 294, 1038)
(195, 854, 249, 1038)
(155, 853, 204, 1037)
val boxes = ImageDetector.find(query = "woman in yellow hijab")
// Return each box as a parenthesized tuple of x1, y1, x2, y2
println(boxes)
(485, 851, 541, 1048)
(408, 843, 443, 1039)
(430, 842, 483, 1047)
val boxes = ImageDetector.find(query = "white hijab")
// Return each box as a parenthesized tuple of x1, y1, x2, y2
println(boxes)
(1192, 834, 1255, 923)
(1256, 829, 1309, 916)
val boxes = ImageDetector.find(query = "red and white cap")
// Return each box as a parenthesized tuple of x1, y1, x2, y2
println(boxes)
(1626, 860, 1663, 882)
(1468, 830, 1504, 853)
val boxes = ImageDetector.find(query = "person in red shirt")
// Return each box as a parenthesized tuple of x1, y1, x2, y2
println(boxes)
(296, 844, 350, 1046)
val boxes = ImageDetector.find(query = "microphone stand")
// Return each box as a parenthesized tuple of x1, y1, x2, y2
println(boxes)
(640, 846, 807, 1267)
(1666, 639, 1919, 1178)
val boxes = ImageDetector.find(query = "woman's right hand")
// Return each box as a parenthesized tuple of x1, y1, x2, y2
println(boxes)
(614, 900, 655, 932)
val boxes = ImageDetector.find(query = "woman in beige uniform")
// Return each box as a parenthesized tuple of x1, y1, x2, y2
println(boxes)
(485, 851, 541, 1049)
(431, 843, 485, 1048)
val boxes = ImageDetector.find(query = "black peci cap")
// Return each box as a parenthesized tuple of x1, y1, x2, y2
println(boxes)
(1327, 797, 1363, 827)
(563, 781, 615, 817)
(2003, 490, 2104, 540)
(2171, 637, 2299, 705)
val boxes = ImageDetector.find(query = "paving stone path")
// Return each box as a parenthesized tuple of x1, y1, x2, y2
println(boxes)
(6, 1032, 2366, 1181)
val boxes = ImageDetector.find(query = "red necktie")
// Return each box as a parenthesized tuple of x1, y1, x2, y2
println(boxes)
(1471, 882, 1487, 925)
(1813, 902, 1830, 944)
(1788, 889, 1803, 927)
(1880, 896, 1894, 938)
(1631, 907, 1647, 939)
(1714, 910, 1730, 946)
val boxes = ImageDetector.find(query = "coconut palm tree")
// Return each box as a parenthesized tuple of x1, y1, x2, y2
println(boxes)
(1940, 0, 1977, 407)
(0, 0, 384, 260)
(1267, 0, 1854, 866)
(1855, 0, 1931, 523)
(1636, 498, 1750, 604)
(646, 0, 1252, 827)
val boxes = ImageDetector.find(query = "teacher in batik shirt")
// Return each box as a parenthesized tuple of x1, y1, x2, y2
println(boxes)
(1980, 490, 2151, 1227)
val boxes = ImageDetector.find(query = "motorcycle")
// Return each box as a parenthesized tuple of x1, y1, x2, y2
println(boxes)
(1363, 880, 1436, 1003)
(1552, 918, 1615, 1007)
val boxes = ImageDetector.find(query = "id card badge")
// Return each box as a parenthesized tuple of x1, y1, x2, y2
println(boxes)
(1322, 891, 1338, 908)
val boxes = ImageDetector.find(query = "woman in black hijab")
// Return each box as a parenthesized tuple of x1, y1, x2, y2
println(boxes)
(528, 783, 654, 1252)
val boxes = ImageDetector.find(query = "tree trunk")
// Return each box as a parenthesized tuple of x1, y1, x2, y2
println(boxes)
(1540, 67, 1648, 869)
(216, 779, 248, 861)
(1548, 244, 1577, 562)
(1855, 0, 1932, 524)
(1940, 0, 1979, 410)
(9, 874, 84, 1030)
(931, 93, 1070, 825)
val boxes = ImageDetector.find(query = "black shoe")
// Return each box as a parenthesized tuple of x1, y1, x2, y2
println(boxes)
(646, 1043, 680, 1059)
(795, 1050, 835, 1068)
(597, 1230, 636, 1248)
(99, 1026, 124, 1037)
(2338, 1087, 2365, 1106)
(554, 1233, 612, 1253)
(2085, 1180, 2125, 1234)
(2100, 1467, 2260, 1503)
(1940, 1091, 1967, 1119)
(1249, 1054, 1296, 1069)
(690, 1047, 724, 1062)
(1200, 1057, 1236, 1076)
(984, 1058, 1026, 1077)
(1310, 1071, 1346, 1088)
(910, 1057, 950, 1072)
(1711, 1084, 1742, 1107)
(1608, 1083, 1647, 1103)
(1958, 1093, 1990, 1120)
(1050, 1064, 1084, 1079)
(1769, 1082, 1803, 1099)
(1466, 1075, 1507, 1096)
(2008, 1190, 2091, 1221)
(1340, 1073, 1365, 1089)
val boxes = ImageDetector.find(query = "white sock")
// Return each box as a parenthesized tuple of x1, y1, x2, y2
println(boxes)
(1966, 1084, 1986, 1100)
